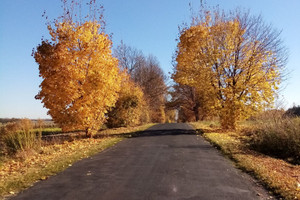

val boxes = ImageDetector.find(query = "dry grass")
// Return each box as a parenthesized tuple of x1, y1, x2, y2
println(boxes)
(245, 117, 300, 164)
(0, 138, 122, 199)
(0, 119, 42, 156)
(191, 121, 300, 200)
(0, 123, 155, 199)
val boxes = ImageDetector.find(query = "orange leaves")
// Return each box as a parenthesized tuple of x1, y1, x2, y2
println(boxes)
(34, 20, 121, 136)
(106, 71, 149, 128)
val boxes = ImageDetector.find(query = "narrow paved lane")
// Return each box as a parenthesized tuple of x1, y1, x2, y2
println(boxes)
(12, 123, 269, 200)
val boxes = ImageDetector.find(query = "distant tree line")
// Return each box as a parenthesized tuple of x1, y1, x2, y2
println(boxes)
(113, 41, 167, 124)
(285, 105, 300, 117)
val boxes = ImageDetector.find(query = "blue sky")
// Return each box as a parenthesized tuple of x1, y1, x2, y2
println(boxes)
(0, 0, 299, 119)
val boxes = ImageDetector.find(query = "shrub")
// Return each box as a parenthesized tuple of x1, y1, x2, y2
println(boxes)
(0, 119, 42, 155)
(150, 105, 166, 123)
(3, 130, 42, 154)
(106, 73, 149, 128)
(247, 117, 300, 164)
(165, 109, 176, 123)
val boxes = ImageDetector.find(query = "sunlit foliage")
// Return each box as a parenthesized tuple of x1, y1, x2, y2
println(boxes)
(106, 72, 149, 128)
(173, 8, 286, 129)
(114, 42, 167, 123)
(33, 1, 121, 137)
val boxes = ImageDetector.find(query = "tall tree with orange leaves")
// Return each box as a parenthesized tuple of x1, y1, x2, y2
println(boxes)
(173, 8, 287, 129)
(33, 1, 121, 137)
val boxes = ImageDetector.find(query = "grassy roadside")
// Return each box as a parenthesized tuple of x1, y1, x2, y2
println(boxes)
(0, 123, 155, 199)
(190, 121, 300, 200)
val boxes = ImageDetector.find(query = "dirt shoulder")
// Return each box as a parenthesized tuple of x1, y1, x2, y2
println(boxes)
(0, 123, 155, 200)
(190, 122, 300, 200)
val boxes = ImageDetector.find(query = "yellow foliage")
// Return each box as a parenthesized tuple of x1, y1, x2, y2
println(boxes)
(106, 72, 149, 128)
(165, 109, 176, 123)
(34, 21, 121, 136)
(173, 12, 281, 129)
(150, 104, 166, 123)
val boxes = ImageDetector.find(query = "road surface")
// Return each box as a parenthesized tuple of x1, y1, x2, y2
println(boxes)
(11, 123, 271, 200)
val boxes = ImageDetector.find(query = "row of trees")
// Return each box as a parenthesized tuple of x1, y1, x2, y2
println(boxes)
(34, 1, 287, 134)
(34, 0, 167, 137)
(107, 43, 168, 127)
(114, 41, 167, 123)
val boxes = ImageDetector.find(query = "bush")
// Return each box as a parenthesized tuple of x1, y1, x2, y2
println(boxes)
(165, 109, 176, 123)
(150, 105, 166, 123)
(106, 73, 149, 128)
(3, 130, 42, 154)
(247, 117, 300, 164)
(0, 119, 42, 155)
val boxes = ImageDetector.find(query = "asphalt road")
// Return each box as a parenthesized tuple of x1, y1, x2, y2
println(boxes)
(11, 123, 271, 200)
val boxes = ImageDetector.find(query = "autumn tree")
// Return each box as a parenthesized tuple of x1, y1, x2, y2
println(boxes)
(167, 83, 211, 122)
(165, 109, 176, 123)
(106, 72, 149, 128)
(173, 8, 287, 129)
(133, 55, 167, 123)
(33, 1, 121, 137)
(114, 42, 168, 123)
(113, 41, 144, 75)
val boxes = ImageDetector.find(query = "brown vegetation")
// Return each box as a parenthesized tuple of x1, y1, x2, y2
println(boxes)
(245, 116, 300, 165)
(168, 84, 210, 122)
(0, 121, 154, 198)
(191, 120, 300, 200)
(114, 42, 167, 123)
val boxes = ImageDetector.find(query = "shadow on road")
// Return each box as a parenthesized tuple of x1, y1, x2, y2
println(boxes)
(94, 128, 205, 139)
(42, 123, 206, 144)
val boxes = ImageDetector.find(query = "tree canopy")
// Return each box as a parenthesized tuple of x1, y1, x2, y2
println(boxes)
(172, 8, 287, 128)
(34, 2, 121, 137)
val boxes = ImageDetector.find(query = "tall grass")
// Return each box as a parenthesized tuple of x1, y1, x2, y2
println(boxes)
(245, 116, 300, 164)
(3, 130, 42, 154)
(0, 119, 42, 155)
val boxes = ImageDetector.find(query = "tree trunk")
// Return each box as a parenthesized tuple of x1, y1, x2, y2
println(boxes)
(220, 106, 236, 130)
(85, 128, 92, 138)
(193, 102, 200, 121)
